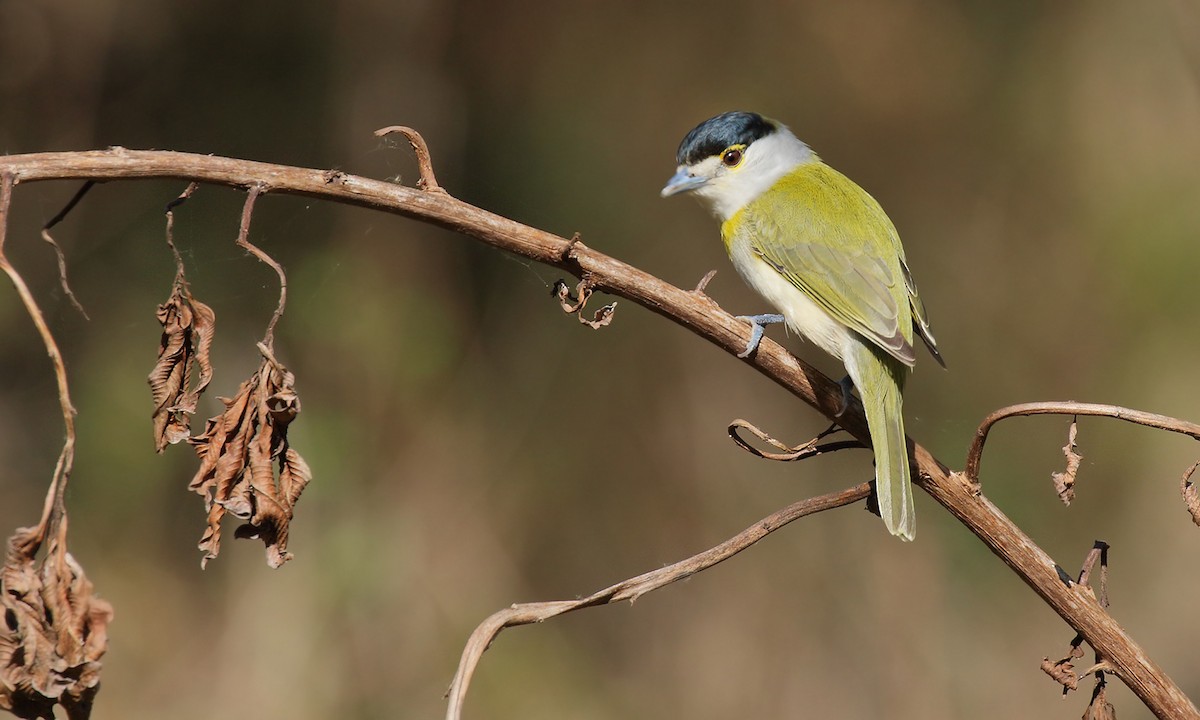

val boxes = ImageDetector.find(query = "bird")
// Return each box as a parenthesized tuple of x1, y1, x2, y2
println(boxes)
(661, 111, 943, 541)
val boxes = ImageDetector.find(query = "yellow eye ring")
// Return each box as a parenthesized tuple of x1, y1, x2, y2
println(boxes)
(721, 145, 745, 168)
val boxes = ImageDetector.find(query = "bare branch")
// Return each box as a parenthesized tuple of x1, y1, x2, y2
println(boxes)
(1, 149, 1198, 719)
(0, 173, 77, 542)
(966, 401, 1200, 484)
(445, 482, 871, 720)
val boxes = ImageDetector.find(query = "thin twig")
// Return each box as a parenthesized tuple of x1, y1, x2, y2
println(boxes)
(374, 125, 445, 193)
(966, 401, 1200, 484)
(233, 185, 288, 347)
(1082, 661, 1117, 677)
(693, 269, 717, 294)
(39, 180, 94, 319)
(42, 179, 96, 229)
(445, 482, 871, 720)
(1077, 543, 1115, 716)
(165, 182, 199, 283)
(1077, 541, 1110, 606)
(559, 232, 582, 262)
(728, 419, 863, 461)
(0, 172, 77, 546)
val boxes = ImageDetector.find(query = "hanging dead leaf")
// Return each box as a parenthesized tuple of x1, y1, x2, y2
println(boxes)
(1180, 461, 1200, 526)
(1083, 681, 1116, 720)
(1040, 657, 1079, 692)
(148, 283, 215, 451)
(0, 524, 113, 720)
(579, 302, 617, 329)
(187, 343, 310, 568)
(552, 277, 617, 329)
(1051, 419, 1081, 505)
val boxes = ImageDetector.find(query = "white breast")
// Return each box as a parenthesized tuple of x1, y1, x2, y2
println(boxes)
(726, 233, 853, 362)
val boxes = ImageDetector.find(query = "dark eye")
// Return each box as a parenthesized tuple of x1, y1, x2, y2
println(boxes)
(721, 148, 743, 167)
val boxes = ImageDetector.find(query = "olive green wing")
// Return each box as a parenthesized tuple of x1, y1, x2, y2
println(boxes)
(901, 256, 946, 368)
(743, 164, 917, 366)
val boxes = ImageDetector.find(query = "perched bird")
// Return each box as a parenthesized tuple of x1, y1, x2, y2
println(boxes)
(661, 111, 943, 541)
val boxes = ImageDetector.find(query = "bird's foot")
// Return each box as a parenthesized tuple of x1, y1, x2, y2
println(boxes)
(733, 313, 785, 358)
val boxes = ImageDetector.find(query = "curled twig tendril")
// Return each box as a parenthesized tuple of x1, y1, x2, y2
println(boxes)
(553, 277, 616, 329)
(728, 419, 863, 462)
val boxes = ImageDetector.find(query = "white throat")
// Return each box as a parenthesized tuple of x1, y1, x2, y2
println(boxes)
(694, 128, 815, 221)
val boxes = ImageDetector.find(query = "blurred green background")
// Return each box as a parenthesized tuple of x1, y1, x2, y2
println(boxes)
(2, 1, 1200, 718)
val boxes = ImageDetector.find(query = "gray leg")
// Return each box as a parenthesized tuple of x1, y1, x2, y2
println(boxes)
(734, 314, 785, 358)
(834, 375, 855, 417)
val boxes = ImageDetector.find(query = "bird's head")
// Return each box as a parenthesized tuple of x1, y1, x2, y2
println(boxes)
(661, 111, 814, 220)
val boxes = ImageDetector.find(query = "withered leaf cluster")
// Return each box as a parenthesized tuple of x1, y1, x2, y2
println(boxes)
(1042, 641, 1121, 720)
(148, 282, 214, 451)
(1041, 544, 1117, 718)
(552, 277, 618, 329)
(1041, 644, 1083, 693)
(0, 526, 112, 720)
(148, 188, 314, 569)
(187, 345, 310, 568)
(1181, 461, 1200, 526)
(1051, 420, 1081, 506)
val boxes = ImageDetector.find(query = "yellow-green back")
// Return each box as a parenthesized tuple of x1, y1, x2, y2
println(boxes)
(722, 160, 919, 366)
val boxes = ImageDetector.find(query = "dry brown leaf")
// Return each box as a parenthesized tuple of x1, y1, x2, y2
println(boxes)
(0, 525, 113, 720)
(1052, 420, 1081, 505)
(187, 344, 311, 568)
(148, 282, 215, 451)
(1083, 682, 1116, 720)
(552, 277, 618, 329)
(1069, 642, 1085, 659)
(1041, 657, 1079, 692)
(579, 302, 617, 329)
(1180, 461, 1200, 526)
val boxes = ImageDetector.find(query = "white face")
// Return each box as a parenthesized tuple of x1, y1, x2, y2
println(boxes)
(671, 127, 814, 221)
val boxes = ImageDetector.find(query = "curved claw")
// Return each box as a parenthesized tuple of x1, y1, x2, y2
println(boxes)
(734, 314, 785, 358)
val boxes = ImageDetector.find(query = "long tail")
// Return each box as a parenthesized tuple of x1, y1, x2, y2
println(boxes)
(845, 341, 914, 541)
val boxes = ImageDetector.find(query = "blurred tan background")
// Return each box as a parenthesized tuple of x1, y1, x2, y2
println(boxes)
(2, 1, 1200, 718)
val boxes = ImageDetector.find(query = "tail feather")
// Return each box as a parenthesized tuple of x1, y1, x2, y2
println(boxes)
(845, 341, 914, 541)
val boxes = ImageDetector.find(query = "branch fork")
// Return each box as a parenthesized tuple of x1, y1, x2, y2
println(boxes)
(1042, 543, 1115, 718)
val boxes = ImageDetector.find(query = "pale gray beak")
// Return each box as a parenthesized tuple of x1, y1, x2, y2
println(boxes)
(660, 167, 707, 197)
